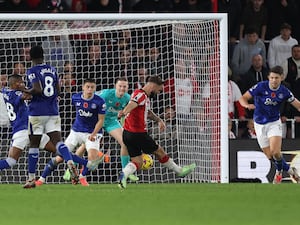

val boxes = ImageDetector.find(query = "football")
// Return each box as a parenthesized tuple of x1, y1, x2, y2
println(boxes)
(141, 153, 154, 170)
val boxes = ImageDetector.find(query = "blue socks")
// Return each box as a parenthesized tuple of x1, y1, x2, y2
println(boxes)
(0, 157, 16, 170)
(72, 154, 87, 167)
(274, 157, 290, 172)
(41, 158, 57, 179)
(28, 148, 39, 174)
(56, 142, 73, 162)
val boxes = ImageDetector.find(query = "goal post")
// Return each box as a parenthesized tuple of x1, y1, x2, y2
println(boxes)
(0, 13, 228, 184)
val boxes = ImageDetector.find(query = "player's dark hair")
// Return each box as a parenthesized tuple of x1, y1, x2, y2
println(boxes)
(83, 78, 96, 84)
(146, 75, 164, 85)
(8, 74, 23, 87)
(269, 66, 283, 75)
(115, 77, 128, 83)
(30, 45, 44, 60)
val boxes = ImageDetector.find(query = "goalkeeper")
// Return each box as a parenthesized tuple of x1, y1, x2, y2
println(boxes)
(64, 77, 139, 182)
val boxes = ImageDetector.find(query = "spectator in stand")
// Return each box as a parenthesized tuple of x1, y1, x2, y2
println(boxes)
(217, 0, 242, 62)
(281, 44, 300, 137)
(174, 59, 199, 122)
(2, 0, 30, 12)
(63, 61, 76, 86)
(132, 44, 148, 69)
(228, 119, 236, 139)
(268, 23, 298, 69)
(133, 65, 149, 90)
(46, 0, 70, 13)
(228, 67, 246, 121)
(80, 43, 110, 89)
(69, 0, 90, 44)
(59, 71, 76, 139)
(240, 54, 269, 94)
(12, 62, 26, 77)
(281, 44, 300, 92)
(265, 0, 299, 41)
(241, 119, 257, 139)
(148, 47, 161, 74)
(239, 0, 268, 41)
(87, 0, 119, 12)
(231, 27, 266, 82)
(113, 49, 134, 89)
(19, 43, 32, 69)
(0, 72, 9, 128)
(152, 106, 177, 146)
(192, 0, 212, 12)
(42, 34, 74, 74)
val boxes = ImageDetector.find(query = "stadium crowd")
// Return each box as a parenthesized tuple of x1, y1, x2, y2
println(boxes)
(1, 0, 300, 140)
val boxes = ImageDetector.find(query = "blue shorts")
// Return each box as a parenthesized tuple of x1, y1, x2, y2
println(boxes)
(103, 118, 122, 133)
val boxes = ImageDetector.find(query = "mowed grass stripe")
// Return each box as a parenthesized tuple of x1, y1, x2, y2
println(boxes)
(0, 183, 299, 225)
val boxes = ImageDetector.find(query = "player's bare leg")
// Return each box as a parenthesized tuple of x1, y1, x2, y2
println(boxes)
(110, 128, 139, 182)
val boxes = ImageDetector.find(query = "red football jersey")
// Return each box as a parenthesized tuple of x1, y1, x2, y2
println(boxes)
(123, 89, 150, 132)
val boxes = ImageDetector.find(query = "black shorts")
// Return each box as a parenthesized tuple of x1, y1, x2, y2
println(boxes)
(122, 130, 159, 157)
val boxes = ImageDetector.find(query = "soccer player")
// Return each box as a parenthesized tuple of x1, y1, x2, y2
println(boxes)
(0, 74, 56, 171)
(35, 78, 106, 186)
(23, 45, 78, 188)
(239, 65, 300, 184)
(66, 77, 139, 182)
(118, 75, 196, 189)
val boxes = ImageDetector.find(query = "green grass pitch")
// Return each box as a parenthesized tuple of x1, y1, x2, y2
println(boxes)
(0, 183, 299, 225)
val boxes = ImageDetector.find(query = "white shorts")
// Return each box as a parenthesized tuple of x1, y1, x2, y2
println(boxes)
(28, 115, 61, 135)
(65, 129, 102, 152)
(254, 119, 282, 149)
(12, 130, 50, 150)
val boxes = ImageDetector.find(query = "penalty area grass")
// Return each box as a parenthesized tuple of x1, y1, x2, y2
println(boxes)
(0, 183, 299, 225)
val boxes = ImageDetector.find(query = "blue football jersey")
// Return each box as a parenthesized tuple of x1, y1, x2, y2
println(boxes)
(26, 63, 59, 116)
(2, 88, 28, 134)
(95, 89, 130, 121)
(71, 92, 106, 133)
(249, 81, 295, 124)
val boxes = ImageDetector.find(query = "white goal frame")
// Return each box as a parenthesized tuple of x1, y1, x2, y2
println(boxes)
(0, 13, 228, 183)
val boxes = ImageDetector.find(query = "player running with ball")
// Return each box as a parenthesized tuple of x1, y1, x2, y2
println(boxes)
(118, 75, 196, 189)
(239, 66, 300, 184)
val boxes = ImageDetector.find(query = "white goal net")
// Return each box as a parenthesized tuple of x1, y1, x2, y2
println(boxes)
(0, 13, 228, 184)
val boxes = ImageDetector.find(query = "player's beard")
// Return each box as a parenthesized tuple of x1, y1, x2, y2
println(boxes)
(149, 92, 156, 99)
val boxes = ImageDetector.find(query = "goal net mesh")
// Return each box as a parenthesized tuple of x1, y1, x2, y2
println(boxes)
(0, 18, 221, 184)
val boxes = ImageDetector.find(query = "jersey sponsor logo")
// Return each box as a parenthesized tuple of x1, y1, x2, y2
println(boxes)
(78, 109, 93, 117)
(264, 98, 278, 106)
(108, 106, 118, 113)
(76, 102, 81, 106)
(28, 73, 36, 81)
